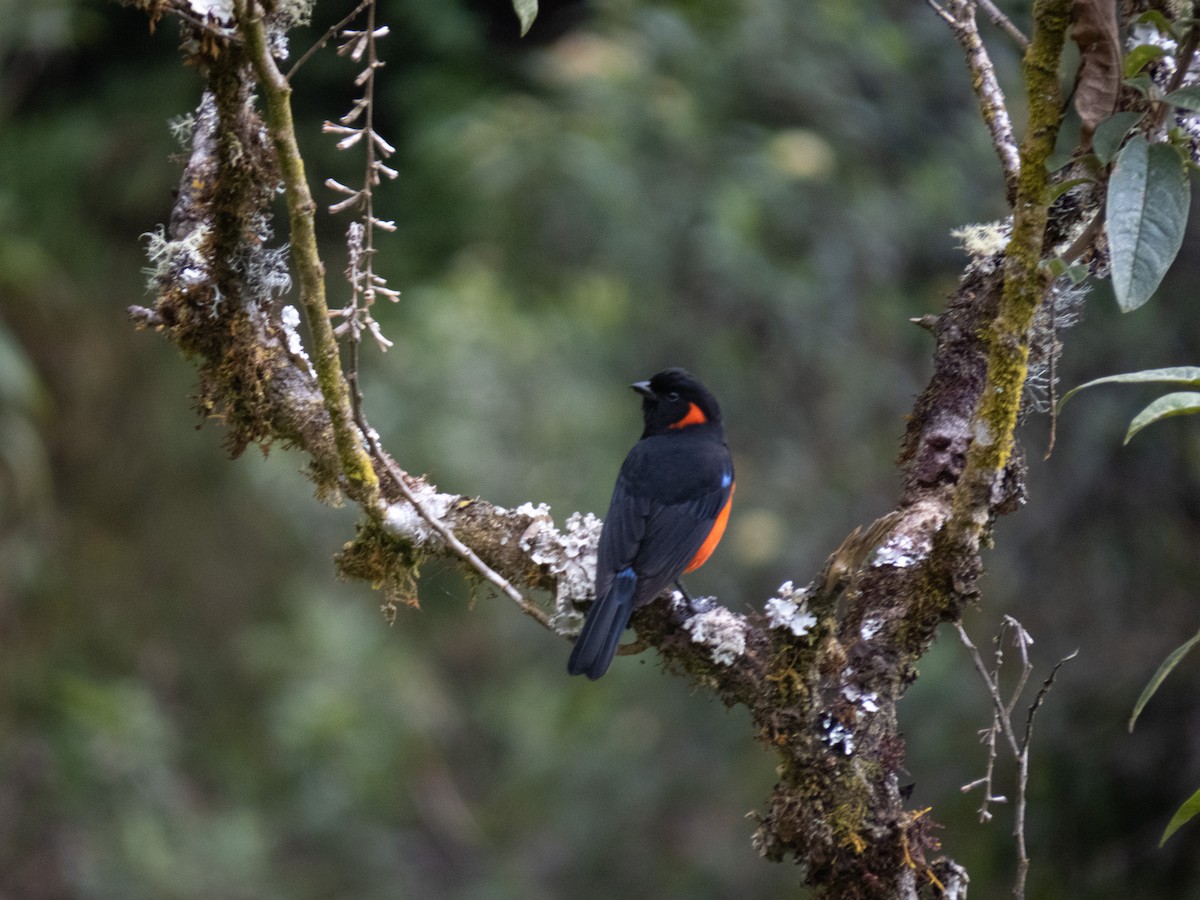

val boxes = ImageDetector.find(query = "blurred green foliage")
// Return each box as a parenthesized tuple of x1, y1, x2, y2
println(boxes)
(3, 0, 1200, 897)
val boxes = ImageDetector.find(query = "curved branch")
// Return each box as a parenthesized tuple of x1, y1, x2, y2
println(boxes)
(128, 1, 1094, 897)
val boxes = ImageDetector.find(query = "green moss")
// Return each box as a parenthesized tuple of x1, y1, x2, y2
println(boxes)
(957, 0, 1071, 496)
(335, 522, 425, 618)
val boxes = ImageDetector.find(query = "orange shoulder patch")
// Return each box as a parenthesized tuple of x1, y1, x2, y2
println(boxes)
(669, 401, 708, 429)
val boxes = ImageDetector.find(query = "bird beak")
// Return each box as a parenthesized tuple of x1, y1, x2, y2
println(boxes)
(631, 380, 655, 398)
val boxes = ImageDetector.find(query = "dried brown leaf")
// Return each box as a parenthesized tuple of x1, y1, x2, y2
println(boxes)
(1071, 0, 1123, 146)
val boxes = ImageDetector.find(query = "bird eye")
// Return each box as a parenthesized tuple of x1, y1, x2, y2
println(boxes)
(666, 391, 680, 401)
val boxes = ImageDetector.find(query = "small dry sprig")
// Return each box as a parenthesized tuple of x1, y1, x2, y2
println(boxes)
(957, 616, 1078, 900)
(323, 0, 399, 355)
(339, 221, 399, 350)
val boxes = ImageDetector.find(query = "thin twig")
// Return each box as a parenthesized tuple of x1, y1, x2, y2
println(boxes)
(376, 451, 549, 628)
(1166, 23, 1200, 96)
(925, 0, 956, 27)
(285, 0, 373, 82)
(1044, 264, 1064, 459)
(347, 333, 367, 439)
(1001, 614, 1034, 719)
(324, 0, 400, 351)
(1144, 23, 1200, 135)
(1057, 204, 1106, 268)
(958, 618, 1078, 900)
(926, 0, 1021, 203)
(242, 1, 539, 627)
(956, 621, 1022, 758)
(961, 710, 1004, 822)
(1014, 740, 1030, 899)
(1013, 649, 1076, 900)
(1024, 648, 1079, 745)
(977, 0, 1030, 50)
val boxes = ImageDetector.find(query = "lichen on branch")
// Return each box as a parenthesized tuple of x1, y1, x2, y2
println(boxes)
(125, 1, 1119, 897)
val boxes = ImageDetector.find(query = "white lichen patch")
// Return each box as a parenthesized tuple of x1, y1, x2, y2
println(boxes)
(280, 305, 314, 376)
(683, 606, 748, 666)
(859, 617, 883, 641)
(871, 533, 930, 569)
(973, 417, 996, 446)
(168, 113, 195, 148)
(764, 580, 816, 637)
(821, 715, 855, 756)
(549, 512, 603, 633)
(842, 682, 880, 715)
(142, 224, 212, 289)
(382, 481, 454, 546)
(951, 220, 1010, 259)
(514, 501, 552, 525)
(188, 0, 234, 21)
(514, 504, 603, 634)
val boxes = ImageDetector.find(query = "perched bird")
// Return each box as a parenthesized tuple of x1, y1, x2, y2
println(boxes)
(568, 368, 734, 680)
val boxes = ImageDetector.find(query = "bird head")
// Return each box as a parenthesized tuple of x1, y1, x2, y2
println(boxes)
(632, 368, 723, 436)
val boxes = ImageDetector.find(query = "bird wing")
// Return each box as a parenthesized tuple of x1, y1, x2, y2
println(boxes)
(596, 434, 733, 607)
(632, 479, 730, 585)
(594, 475, 650, 601)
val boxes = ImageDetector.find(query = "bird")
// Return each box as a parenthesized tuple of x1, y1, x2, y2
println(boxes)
(568, 368, 734, 680)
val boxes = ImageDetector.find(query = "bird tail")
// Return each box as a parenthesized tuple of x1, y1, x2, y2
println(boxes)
(567, 568, 637, 680)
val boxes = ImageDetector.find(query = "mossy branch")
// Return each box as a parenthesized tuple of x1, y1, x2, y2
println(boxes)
(236, 0, 381, 513)
(128, 0, 1114, 895)
(947, 0, 1072, 548)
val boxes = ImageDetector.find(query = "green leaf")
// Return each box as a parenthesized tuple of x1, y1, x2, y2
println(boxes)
(1044, 257, 1089, 284)
(1092, 111, 1143, 165)
(1063, 263, 1089, 284)
(1130, 627, 1200, 732)
(1133, 10, 1177, 37)
(1047, 176, 1094, 203)
(1125, 391, 1200, 443)
(512, 0, 538, 36)
(1161, 785, 1200, 846)
(1107, 137, 1190, 312)
(1058, 366, 1200, 410)
(1123, 74, 1156, 98)
(1164, 85, 1200, 111)
(1123, 43, 1167, 77)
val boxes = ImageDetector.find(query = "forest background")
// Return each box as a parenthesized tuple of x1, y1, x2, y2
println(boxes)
(2, 0, 1200, 897)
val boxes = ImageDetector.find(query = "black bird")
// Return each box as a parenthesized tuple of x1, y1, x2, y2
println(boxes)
(568, 368, 734, 679)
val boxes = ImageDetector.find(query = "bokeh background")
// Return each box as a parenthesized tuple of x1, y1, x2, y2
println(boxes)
(3, 0, 1200, 897)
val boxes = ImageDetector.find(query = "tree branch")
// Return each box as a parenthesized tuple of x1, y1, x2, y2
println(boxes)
(126, 0, 1115, 896)
(927, 0, 1021, 202)
(978, 0, 1030, 50)
(943, 0, 1072, 557)
(237, 0, 381, 512)
(377, 451, 547, 626)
